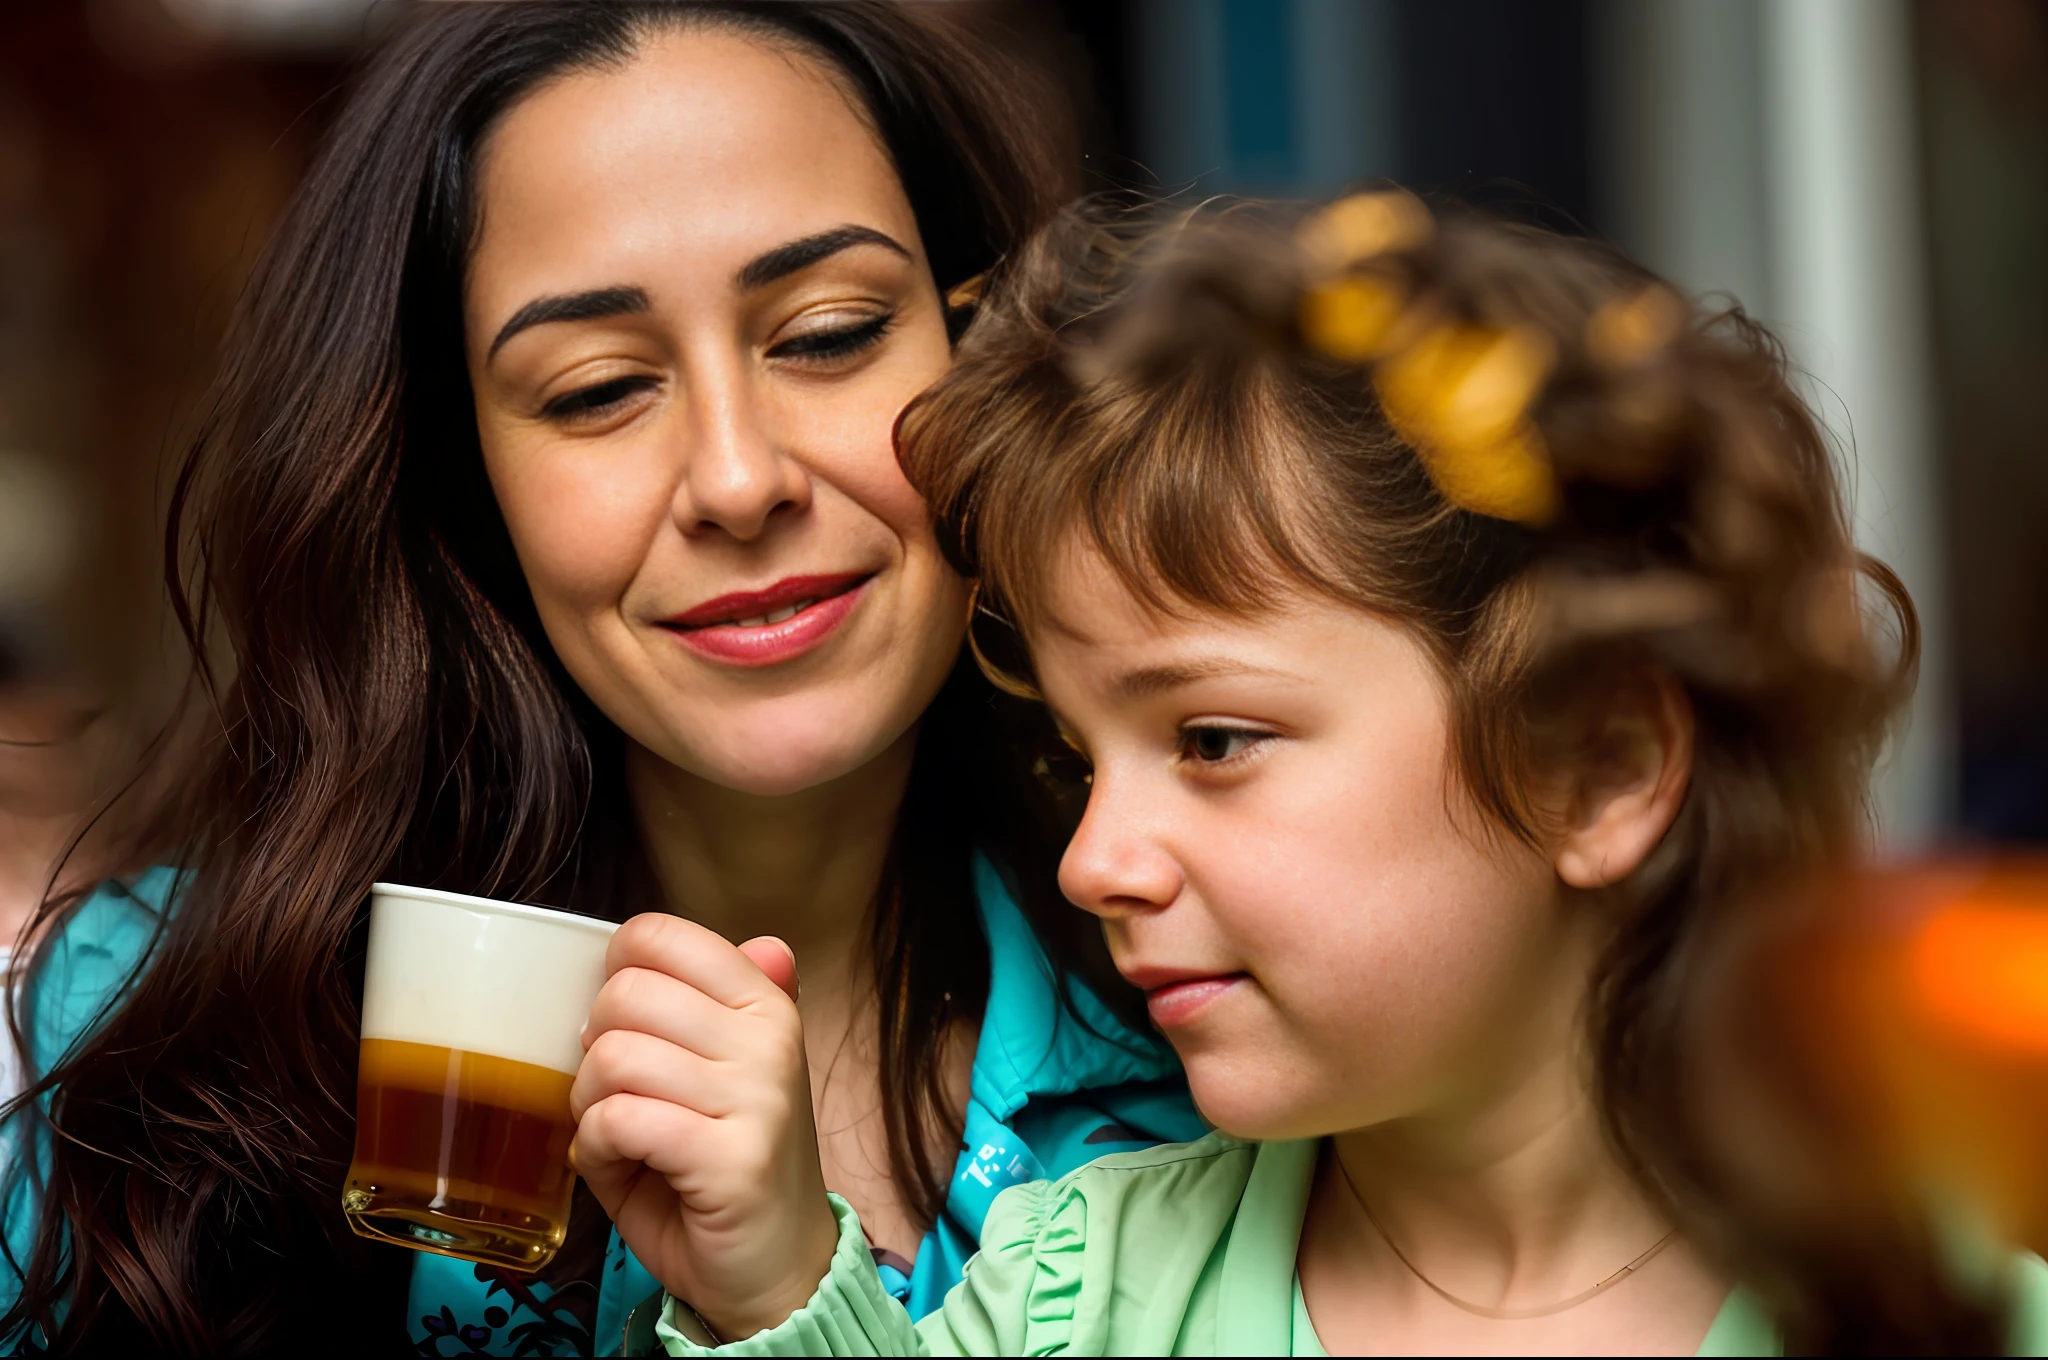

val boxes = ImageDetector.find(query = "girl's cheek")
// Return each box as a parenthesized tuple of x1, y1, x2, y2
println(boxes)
(1233, 728, 1524, 1044)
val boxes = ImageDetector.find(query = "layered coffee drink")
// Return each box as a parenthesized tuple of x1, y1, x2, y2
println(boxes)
(343, 884, 616, 1272)
(350, 1040, 577, 1242)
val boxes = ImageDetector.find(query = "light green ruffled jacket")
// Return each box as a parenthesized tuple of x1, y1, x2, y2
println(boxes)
(649, 1133, 2048, 1358)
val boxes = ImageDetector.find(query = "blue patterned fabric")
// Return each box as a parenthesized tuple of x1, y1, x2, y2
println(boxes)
(0, 860, 1204, 1354)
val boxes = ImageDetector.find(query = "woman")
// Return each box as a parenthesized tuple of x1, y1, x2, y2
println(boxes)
(0, 4, 1202, 1353)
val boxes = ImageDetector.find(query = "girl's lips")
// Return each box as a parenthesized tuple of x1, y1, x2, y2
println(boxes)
(1142, 974, 1247, 1028)
(661, 575, 873, 668)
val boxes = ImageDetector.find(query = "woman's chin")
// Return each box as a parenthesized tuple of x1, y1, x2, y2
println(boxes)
(629, 709, 917, 800)
(708, 750, 889, 799)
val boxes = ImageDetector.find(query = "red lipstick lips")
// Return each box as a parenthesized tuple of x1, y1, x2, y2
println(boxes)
(661, 572, 873, 667)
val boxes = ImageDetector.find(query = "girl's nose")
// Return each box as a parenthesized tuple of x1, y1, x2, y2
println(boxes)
(1058, 775, 1184, 919)
(672, 374, 811, 542)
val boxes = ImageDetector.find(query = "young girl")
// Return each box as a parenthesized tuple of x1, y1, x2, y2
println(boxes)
(572, 197, 2048, 1355)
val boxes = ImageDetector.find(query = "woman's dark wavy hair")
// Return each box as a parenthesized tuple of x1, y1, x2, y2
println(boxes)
(0, 4, 1118, 1351)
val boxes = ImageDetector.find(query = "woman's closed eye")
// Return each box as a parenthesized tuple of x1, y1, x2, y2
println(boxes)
(1176, 723, 1275, 768)
(768, 310, 894, 366)
(533, 312, 895, 423)
(541, 374, 658, 423)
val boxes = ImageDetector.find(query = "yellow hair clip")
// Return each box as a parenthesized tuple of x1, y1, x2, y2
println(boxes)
(945, 272, 988, 311)
(1586, 283, 1685, 368)
(1300, 275, 1408, 362)
(1374, 322, 1560, 525)
(1297, 190, 1433, 277)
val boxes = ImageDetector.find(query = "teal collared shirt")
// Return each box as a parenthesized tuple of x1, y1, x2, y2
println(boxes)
(0, 860, 1204, 1354)
(0, 866, 178, 1349)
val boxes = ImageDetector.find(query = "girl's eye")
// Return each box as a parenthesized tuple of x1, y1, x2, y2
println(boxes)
(1177, 724, 1271, 766)
(541, 375, 656, 421)
(769, 312, 894, 364)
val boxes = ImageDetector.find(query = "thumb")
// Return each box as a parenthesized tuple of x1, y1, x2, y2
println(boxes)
(738, 935, 800, 1002)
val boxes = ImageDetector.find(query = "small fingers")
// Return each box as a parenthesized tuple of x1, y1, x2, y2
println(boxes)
(570, 1028, 722, 1124)
(584, 964, 748, 1060)
(607, 913, 793, 1011)
(570, 1091, 717, 1184)
(738, 936, 799, 1002)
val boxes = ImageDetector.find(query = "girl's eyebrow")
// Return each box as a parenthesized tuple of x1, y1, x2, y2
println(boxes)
(1111, 657, 1299, 701)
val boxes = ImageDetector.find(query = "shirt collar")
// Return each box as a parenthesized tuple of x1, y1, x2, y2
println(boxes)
(968, 855, 1181, 1122)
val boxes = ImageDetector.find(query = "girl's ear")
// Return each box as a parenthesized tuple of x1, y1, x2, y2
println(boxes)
(1553, 668, 1694, 889)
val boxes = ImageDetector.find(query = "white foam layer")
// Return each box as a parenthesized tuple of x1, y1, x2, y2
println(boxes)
(361, 883, 618, 1076)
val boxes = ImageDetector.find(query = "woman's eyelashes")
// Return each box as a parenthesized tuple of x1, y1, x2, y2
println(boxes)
(540, 374, 657, 423)
(768, 310, 894, 365)
(533, 310, 896, 425)
(1175, 723, 1275, 769)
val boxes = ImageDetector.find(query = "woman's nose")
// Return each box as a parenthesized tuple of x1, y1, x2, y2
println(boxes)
(672, 370, 811, 542)
(1058, 774, 1184, 920)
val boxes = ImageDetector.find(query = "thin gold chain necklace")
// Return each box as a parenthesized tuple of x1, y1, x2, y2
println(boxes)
(1335, 1156, 1679, 1322)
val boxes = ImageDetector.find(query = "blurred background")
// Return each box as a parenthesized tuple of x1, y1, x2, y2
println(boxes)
(0, 0, 2042, 913)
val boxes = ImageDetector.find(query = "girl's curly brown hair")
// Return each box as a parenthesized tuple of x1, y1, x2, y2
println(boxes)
(895, 195, 2001, 1353)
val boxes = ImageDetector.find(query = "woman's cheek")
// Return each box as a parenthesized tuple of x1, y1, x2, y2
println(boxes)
(782, 331, 950, 528)
(489, 434, 673, 615)
(797, 412, 929, 538)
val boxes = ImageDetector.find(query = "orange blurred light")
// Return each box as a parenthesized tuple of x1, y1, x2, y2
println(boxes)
(1909, 900, 2048, 1055)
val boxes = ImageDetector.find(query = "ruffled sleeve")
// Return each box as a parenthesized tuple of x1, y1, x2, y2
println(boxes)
(654, 1195, 917, 1357)
(917, 1175, 1091, 1355)
(652, 1178, 1094, 1358)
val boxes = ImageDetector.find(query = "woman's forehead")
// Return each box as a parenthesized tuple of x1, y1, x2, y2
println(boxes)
(467, 27, 919, 314)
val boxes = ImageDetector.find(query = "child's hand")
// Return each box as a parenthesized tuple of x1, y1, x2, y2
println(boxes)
(570, 914, 838, 1340)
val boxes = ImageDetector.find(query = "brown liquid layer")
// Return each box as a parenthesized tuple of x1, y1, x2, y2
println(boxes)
(349, 1038, 576, 1221)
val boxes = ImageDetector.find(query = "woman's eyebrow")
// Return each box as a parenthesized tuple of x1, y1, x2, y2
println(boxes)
(484, 227, 911, 361)
(736, 224, 911, 291)
(488, 285, 648, 359)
